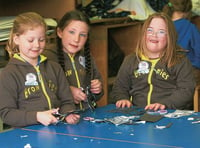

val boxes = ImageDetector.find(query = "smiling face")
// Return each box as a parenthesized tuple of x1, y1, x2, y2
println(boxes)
(14, 26, 46, 65)
(145, 17, 168, 59)
(57, 20, 89, 55)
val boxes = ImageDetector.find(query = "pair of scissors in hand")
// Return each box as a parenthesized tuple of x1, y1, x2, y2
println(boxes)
(81, 86, 96, 111)
(53, 110, 83, 124)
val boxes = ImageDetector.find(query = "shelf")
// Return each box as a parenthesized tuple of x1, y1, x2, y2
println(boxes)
(90, 17, 132, 24)
(0, 0, 76, 19)
(89, 20, 143, 106)
(0, 41, 6, 45)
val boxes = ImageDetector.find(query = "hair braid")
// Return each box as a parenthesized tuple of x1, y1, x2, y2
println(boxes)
(57, 37, 65, 71)
(84, 39, 92, 85)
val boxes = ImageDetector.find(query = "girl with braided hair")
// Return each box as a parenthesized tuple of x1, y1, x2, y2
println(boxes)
(44, 10, 104, 110)
(163, 0, 200, 85)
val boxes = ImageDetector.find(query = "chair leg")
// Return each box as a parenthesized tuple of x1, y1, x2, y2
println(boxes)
(194, 85, 200, 112)
(0, 118, 3, 132)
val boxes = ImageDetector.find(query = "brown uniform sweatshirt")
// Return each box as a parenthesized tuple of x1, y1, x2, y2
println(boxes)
(0, 54, 75, 127)
(43, 49, 104, 110)
(111, 53, 196, 110)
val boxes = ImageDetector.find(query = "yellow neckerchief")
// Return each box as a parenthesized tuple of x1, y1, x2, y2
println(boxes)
(141, 54, 160, 105)
(67, 53, 83, 110)
(14, 54, 52, 109)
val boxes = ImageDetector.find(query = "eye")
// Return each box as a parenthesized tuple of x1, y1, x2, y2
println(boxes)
(39, 38, 46, 42)
(147, 28, 153, 34)
(69, 30, 75, 34)
(158, 30, 166, 34)
(28, 40, 34, 43)
(80, 33, 87, 37)
(157, 30, 167, 37)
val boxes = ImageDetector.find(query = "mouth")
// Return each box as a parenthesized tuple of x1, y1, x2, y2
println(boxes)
(31, 48, 42, 53)
(150, 39, 159, 43)
(70, 43, 78, 48)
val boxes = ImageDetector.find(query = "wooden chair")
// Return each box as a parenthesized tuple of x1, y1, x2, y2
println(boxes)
(190, 15, 200, 112)
(0, 118, 3, 132)
(194, 85, 200, 112)
(191, 15, 200, 30)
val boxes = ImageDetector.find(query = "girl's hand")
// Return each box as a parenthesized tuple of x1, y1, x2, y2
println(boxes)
(116, 99, 132, 108)
(90, 79, 102, 94)
(70, 86, 87, 104)
(65, 114, 80, 124)
(145, 103, 166, 111)
(36, 108, 59, 126)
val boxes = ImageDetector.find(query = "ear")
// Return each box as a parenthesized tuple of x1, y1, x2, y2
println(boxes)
(13, 34, 20, 45)
(57, 28, 63, 38)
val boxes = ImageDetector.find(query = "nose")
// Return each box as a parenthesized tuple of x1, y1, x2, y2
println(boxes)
(74, 34, 80, 42)
(151, 31, 158, 37)
(34, 40, 40, 47)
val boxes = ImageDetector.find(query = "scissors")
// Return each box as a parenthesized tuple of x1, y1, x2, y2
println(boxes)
(53, 110, 83, 124)
(81, 86, 96, 111)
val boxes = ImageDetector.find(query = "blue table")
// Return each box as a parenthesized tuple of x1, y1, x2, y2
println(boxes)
(0, 104, 200, 148)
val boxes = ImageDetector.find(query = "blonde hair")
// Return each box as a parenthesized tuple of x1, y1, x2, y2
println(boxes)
(6, 12, 47, 57)
(135, 12, 182, 67)
(163, 0, 192, 19)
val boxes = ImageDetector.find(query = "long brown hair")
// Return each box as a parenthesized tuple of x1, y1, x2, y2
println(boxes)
(136, 12, 182, 67)
(162, 0, 192, 19)
(56, 10, 91, 77)
(6, 12, 46, 57)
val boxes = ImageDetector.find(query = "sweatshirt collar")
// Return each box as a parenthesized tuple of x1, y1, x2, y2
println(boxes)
(141, 54, 160, 64)
(13, 54, 47, 65)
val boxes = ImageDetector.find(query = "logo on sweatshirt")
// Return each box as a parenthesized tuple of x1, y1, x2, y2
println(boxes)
(79, 56, 85, 67)
(137, 61, 149, 74)
(25, 73, 38, 86)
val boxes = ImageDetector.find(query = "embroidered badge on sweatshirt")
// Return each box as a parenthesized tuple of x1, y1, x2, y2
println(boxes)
(137, 61, 149, 74)
(25, 73, 38, 86)
(79, 56, 85, 68)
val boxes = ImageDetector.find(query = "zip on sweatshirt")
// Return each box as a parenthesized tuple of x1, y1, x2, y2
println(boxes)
(68, 54, 83, 110)
(141, 55, 160, 105)
(147, 62, 156, 105)
(14, 54, 52, 109)
(35, 66, 52, 109)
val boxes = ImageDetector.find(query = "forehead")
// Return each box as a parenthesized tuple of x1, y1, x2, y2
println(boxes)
(67, 20, 89, 32)
(149, 17, 167, 30)
(20, 26, 45, 37)
(18, 23, 45, 33)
